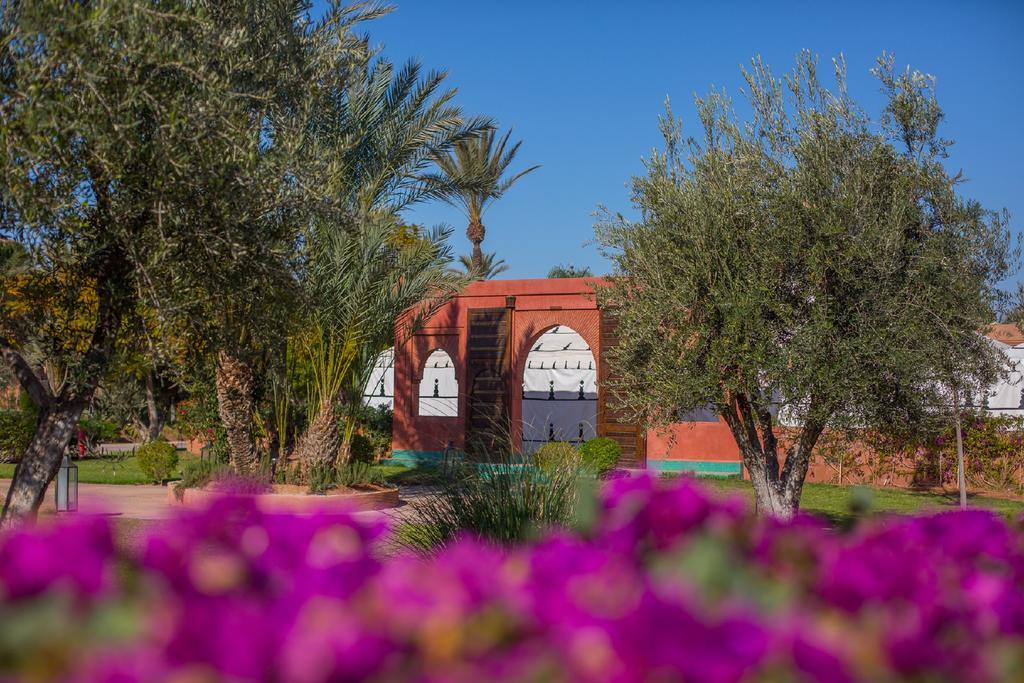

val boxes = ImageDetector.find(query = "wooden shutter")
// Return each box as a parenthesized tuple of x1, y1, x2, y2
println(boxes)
(597, 309, 646, 468)
(466, 307, 511, 450)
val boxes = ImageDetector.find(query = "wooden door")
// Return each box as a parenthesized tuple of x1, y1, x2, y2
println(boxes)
(597, 309, 646, 468)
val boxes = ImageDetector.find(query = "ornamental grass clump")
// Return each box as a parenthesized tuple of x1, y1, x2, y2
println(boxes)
(2, 477, 1024, 681)
(404, 456, 588, 549)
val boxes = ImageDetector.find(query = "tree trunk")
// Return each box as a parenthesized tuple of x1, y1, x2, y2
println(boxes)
(720, 392, 826, 520)
(953, 388, 967, 510)
(467, 219, 485, 272)
(2, 402, 87, 522)
(143, 371, 164, 442)
(291, 398, 339, 473)
(215, 350, 260, 475)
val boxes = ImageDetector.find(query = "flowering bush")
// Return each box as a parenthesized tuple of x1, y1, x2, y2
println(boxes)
(2, 477, 1023, 681)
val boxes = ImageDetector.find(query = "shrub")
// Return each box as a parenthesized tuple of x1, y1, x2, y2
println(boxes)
(77, 416, 121, 445)
(532, 441, 580, 473)
(307, 460, 386, 494)
(135, 440, 179, 483)
(348, 433, 376, 464)
(307, 462, 335, 495)
(173, 459, 228, 500)
(0, 410, 34, 463)
(578, 436, 620, 475)
(335, 461, 384, 489)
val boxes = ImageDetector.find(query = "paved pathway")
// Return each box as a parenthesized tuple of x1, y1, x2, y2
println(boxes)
(0, 481, 438, 525)
(0, 481, 173, 520)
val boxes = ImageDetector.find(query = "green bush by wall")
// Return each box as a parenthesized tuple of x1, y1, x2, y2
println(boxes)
(136, 440, 179, 483)
(533, 441, 580, 473)
(349, 433, 376, 464)
(579, 437, 621, 475)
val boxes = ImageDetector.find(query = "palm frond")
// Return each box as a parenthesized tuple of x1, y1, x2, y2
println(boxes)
(454, 250, 508, 280)
(429, 128, 540, 221)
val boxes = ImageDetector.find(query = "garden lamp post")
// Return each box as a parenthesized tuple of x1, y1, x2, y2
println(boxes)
(55, 453, 78, 512)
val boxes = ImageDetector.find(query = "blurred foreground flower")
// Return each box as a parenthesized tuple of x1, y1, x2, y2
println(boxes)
(1, 477, 1023, 682)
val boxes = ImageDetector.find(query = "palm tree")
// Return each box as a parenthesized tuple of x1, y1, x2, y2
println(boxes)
(430, 129, 539, 271)
(290, 217, 461, 469)
(316, 58, 492, 215)
(287, 56, 485, 469)
(456, 251, 508, 280)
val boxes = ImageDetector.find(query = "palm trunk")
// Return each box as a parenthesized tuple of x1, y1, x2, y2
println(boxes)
(467, 219, 486, 272)
(2, 402, 86, 521)
(215, 350, 260, 474)
(292, 397, 340, 473)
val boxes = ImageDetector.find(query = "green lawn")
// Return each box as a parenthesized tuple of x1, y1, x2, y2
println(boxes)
(378, 462, 1024, 525)
(0, 450, 198, 485)
(698, 476, 1024, 524)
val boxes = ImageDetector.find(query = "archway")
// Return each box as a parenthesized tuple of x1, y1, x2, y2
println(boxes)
(418, 349, 458, 417)
(521, 325, 597, 454)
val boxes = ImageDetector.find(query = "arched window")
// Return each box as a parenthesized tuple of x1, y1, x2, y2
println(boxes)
(418, 349, 458, 417)
(521, 326, 597, 453)
(361, 348, 394, 410)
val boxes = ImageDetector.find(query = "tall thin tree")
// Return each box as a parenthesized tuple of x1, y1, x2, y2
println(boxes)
(429, 129, 539, 271)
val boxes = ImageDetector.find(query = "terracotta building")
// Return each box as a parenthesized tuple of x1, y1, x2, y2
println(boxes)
(390, 277, 742, 474)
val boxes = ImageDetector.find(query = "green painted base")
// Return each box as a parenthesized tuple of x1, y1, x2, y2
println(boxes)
(388, 450, 447, 465)
(647, 459, 742, 476)
(388, 451, 742, 477)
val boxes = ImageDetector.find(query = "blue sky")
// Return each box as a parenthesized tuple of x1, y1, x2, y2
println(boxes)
(323, 1, 1024, 282)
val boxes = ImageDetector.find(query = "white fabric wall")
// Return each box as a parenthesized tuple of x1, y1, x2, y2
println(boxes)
(521, 326, 597, 453)
(981, 341, 1024, 415)
(419, 349, 458, 417)
(362, 348, 394, 410)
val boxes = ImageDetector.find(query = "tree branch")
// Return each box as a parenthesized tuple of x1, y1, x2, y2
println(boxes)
(0, 340, 52, 409)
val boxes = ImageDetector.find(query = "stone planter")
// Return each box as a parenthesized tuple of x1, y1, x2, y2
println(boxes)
(169, 484, 401, 512)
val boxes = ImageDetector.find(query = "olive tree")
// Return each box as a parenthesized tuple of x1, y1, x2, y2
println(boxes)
(596, 53, 1013, 518)
(0, 0, 376, 518)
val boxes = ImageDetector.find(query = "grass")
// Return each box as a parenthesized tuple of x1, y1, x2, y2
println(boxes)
(379, 462, 1024, 524)
(0, 450, 199, 485)
(697, 476, 1024, 525)
(375, 462, 448, 486)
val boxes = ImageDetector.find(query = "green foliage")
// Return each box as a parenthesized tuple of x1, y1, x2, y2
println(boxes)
(595, 51, 1013, 516)
(77, 416, 120, 445)
(533, 441, 580, 473)
(456, 251, 508, 280)
(353, 404, 393, 460)
(0, 411, 35, 463)
(307, 460, 385, 494)
(136, 441, 179, 484)
(173, 459, 229, 500)
(405, 458, 589, 549)
(349, 433, 376, 464)
(578, 437, 620, 475)
(547, 263, 593, 278)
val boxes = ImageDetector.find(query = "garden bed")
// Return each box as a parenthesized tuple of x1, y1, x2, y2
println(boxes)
(169, 482, 400, 512)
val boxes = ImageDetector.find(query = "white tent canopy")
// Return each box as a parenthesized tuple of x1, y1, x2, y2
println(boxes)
(362, 348, 394, 410)
(418, 349, 458, 417)
(522, 326, 597, 453)
(980, 340, 1024, 415)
